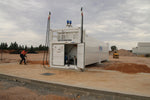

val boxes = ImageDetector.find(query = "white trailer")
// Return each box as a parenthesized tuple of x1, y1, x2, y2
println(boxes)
(49, 27, 109, 70)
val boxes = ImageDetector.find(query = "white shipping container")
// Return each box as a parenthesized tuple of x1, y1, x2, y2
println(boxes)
(49, 27, 109, 70)
(132, 42, 150, 55)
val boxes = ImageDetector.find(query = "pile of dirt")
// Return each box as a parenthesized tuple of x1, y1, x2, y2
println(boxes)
(118, 49, 135, 56)
(109, 49, 135, 56)
(105, 63, 150, 74)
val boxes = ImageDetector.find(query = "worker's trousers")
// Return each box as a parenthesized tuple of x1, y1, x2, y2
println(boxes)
(20, 54, 26, 64)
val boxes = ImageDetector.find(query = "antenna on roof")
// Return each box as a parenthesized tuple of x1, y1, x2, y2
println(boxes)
(81, 7, 83, 43)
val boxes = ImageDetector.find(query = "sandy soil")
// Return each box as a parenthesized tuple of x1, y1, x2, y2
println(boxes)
(0, 81, 75, 100)
(109, 56, 150, 67)
(1, 53, 150, 67)
(0, 53, 150, 97)
(0, 63, 150, 96)
(0, 53, 43, 63)
(86, 56, 150, 74)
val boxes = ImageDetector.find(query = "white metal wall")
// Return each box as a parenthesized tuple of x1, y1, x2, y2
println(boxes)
(138, 47, 150, 54)
(85, 36, 109, 65)
(132, 42, 150, 55)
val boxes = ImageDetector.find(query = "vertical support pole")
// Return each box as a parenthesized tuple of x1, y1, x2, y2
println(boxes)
(47, 12, 51, 47)
(81, 7, 83, 43)
(48, 12, 51, 66)
(46, 12, 51, 64)
(79, 7, 85, 71)
(43, 12, 51, 66)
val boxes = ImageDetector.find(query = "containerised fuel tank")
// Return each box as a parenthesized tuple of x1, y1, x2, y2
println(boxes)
(49, 26, 109, 70)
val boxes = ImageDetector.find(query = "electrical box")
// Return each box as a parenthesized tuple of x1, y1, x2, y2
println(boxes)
(52, 44, 64, 66)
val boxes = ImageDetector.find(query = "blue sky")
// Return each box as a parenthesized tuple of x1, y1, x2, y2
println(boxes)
(0, 0, 150, 49)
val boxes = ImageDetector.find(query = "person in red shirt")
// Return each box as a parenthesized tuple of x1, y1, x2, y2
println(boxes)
(20, 50, 28, 64)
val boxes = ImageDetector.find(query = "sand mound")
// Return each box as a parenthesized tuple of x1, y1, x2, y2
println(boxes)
(110, 49, 135, 56)
(118, 49, 135, 56)
(105, 63, 150, 74)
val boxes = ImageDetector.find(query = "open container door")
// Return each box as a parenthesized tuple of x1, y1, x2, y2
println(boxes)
(77, 43, 85, 69)
(52, 44, 64, 66)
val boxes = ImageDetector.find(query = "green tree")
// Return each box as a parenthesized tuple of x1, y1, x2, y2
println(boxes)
(111, 45, 117, 51)
(0, 42, 8, 49)
(9, 42, 18, 50)
(9, 42, 14, 50)
(18, 45, 24, 50)
(25, 45, 28, 50)
(13, 42, 18, 50)
(30, 45, 34, 52)
(39, 44, 43, 50)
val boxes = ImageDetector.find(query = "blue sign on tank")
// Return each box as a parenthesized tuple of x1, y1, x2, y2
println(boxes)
(70, 20, 72, 24)
(67, 20, 70, 24)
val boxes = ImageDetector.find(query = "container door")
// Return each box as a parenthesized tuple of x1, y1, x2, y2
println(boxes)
(52, 44, 64, 66)
(77, 43, 85, 69)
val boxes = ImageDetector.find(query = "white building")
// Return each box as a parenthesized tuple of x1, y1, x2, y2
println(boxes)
(132, 42, 150, 55)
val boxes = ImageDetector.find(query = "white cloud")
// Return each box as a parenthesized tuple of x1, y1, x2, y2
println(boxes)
(1, 30, 44, 46)
(0, 0, 150, 49)
(0, 0, 43, 10)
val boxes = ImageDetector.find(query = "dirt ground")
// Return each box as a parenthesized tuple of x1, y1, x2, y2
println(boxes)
(0, 53, 43, 63)
(0, 80, 75, 100)
(0, 53, 150, 97)
(87, 56, 150, 74)
(1, 53, 150, 67)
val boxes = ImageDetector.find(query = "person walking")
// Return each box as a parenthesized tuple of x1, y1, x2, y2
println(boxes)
(20, 50, 27, 64)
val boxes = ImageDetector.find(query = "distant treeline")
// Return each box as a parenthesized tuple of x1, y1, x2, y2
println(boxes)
(0, 42, 48, 54)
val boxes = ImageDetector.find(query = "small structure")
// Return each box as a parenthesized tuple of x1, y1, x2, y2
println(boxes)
(132, 42, 150, 55)
(49, 23, 109, 70)
(47, 8, 109, 70)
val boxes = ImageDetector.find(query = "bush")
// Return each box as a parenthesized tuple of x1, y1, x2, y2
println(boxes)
(27, 51, 38, 54)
